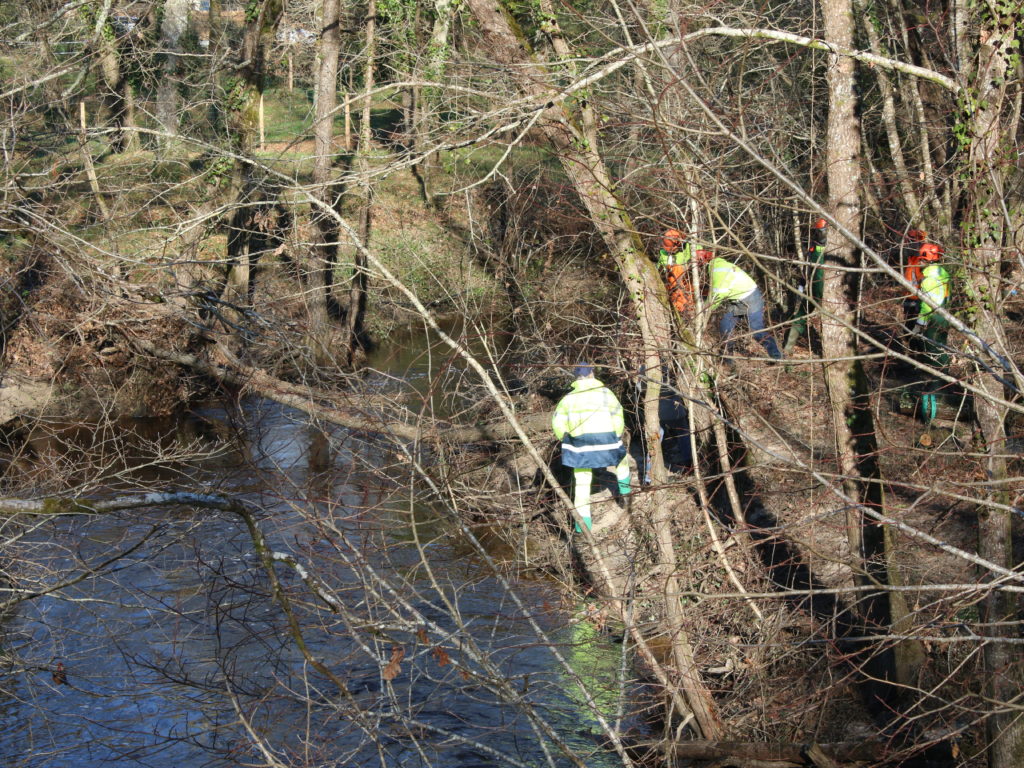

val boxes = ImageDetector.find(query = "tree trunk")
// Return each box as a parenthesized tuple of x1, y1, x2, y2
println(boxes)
(856, 0, 919, 218)
(819, 0, 923, 699)
(77, 101, 110, 223)
(341, 0, 376, 368)
(95, 24, 138, 153)
(963, 10, 1024, 766)
(217, 0, 284, 344)
(409, 0, 456, 205)
(127, 337, 544, 443)
(229, 0, 283, 158)
(156, 0, 190, 143)
(208, 0, 224, 62)
(892, 16, 943, 223)
(308, 0, 343, 366)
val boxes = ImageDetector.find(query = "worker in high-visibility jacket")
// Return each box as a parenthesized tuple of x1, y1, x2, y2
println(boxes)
(693, 249, 783, 360)
(784, 218, 827, 352)
(657, 229, 695, 312)
(552, 364, 630, 532)
(902, 229, 930, 331)
(909, 244, 952, 423)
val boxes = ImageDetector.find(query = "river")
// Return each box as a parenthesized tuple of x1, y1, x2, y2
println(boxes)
(0, 320, 643, 767)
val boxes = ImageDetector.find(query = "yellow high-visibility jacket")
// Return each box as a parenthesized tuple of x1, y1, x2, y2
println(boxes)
(552, 378, 626, 469)
(657, 242, 698, 268)
(708, 257, 757, 309)
(917, 264, 950, 324)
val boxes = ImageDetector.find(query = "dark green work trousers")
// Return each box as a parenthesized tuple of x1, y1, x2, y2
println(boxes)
(915, 315, 951, 423)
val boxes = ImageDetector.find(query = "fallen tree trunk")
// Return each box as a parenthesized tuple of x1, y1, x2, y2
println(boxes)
(129, 337, 552, 445)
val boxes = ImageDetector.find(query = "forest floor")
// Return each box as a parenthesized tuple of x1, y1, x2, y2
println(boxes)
(467, 280, 1024, 760)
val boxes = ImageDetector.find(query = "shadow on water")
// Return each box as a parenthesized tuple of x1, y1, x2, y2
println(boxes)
(703, 428, 955, 767)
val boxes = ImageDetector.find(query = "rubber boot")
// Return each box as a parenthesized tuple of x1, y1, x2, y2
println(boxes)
(575, 515, 592, 533)
(920, 392, 938, 423)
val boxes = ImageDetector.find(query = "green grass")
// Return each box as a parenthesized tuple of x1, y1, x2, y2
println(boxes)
(17, 83, 500, 328)
(261, 87, 316, 142)
(446, 142, 563, 181)
(260, 86, 404, 144)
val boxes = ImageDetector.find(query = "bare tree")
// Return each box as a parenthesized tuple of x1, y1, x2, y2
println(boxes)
(307, 0, 345, 365)
(340, 0, 375, 367)
(960, 4, 1024, 764)
(92, 2, 140, 153)
(156, 0, 192, 141)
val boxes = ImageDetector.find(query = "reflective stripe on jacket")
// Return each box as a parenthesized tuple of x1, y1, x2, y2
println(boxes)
(552, 378, 626, 469)
(657, 242, 697, 269)
(917, 264, 950, 324)
(708, 257, 757, 308)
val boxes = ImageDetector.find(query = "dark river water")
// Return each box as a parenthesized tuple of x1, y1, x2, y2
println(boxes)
(1, 321, 642, 767)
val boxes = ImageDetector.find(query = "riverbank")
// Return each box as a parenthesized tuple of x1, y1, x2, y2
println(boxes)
(1, 251, 1001, 765)
(1, 133, 1010, 768)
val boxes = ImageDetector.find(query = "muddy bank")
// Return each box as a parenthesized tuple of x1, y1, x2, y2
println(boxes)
(0, 373, 52, 426)
(454, 347, 995, 765)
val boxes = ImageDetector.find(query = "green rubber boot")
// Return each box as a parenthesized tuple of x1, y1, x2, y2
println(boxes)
(920, 393, 938, 423)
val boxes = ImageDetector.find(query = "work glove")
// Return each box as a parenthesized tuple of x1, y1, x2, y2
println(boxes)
(910, 322, 925, 337)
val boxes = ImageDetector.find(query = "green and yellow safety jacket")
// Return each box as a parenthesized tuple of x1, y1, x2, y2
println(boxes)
(552, 378, 626, 469)
(917, 264, 950, 325)
(708, 257, 757, 309)
(806, 244, 825, 300)
(658, 241, 702, 268)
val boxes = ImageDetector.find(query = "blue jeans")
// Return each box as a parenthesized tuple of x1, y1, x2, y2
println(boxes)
(720, 288, 782, 359)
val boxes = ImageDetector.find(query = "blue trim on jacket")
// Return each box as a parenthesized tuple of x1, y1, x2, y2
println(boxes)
(560, 430, 626, 469)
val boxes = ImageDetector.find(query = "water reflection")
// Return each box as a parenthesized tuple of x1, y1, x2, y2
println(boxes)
(1, 321, 642, 767)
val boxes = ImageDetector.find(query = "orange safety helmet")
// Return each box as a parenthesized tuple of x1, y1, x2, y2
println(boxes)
(811, 218, 827, 246)
(694, 248, 714, 263)
(662, 229, 684, 252)
(919, 242, 942, 261)
(907, 228, 927, 242)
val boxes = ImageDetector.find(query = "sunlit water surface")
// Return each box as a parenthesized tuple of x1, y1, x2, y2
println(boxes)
(1, 322, 643, 767)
